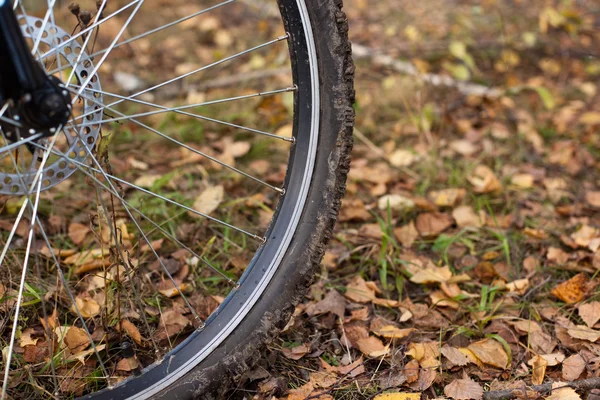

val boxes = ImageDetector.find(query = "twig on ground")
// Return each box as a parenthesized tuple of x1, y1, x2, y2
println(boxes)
(483, 378, 600, 400)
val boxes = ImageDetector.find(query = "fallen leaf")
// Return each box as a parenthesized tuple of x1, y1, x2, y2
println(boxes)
(116, 357, 139, 372)
(281, 344, 310, 360)
(509, 320, 542, 335)
(567, 325, 600, 342)
(578, 302, 600, 327)
(133, 174, 161, 188)
(305, 290, 346, 319)
(530, 331, 557, 354)
(571, 225, 599, 248)
(404, 358, 419, 383)
(344, 276, 376, 303)
(389, 149, 418, 167)
(394, 221, 419, 248)
(468, 165, 502, 193)
(586, 191, 600, 208)
(377, 194, 415, 212)
(562, 354, 585, 381)
(444, 378, 483, 400)
(450, 139, 478, 156)
(415, 212, 454, 238)
(309, 371, 338, 389)
(546, 382, 582, 400)
(157, 280, 192, 298)
(467, 338, 509, 369)
(71, 297, 100, 318)
(551, 273, 587, 304)
(152, 309, 190, 341)
(67, 344, 106, 364)
(526, 352, 565, 366)
(406, 341, 441, 368)
(531, 354, 548, 385)
(511, 173, 535, 188)
(506, 279, 530, 294)
(339, 198, 372, 222)
(68, 223, 90, 245)
(452, 206, 483, 228)
(441, 345, 470, 366)
(547, 247, 570, 264)
(189, 185, 224, 217)
(429, 290, 459, 309)
(20, 328, 41, 347)
(372, 325, 414, 340)
(428, 188, 465, 207)
(408, 264, 453, 284)
(356, 336, 389, 357)
(120, 320, 142, 346)
(22, 340, 50, 363)
(64, 327, 90, 352)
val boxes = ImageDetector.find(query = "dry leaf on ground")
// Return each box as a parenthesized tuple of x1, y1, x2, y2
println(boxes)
(578, 301, 600, 327)
(305, 290, 346, 319)
(71, 296, 100, 318)
(468, 165, 502, 193)
(394, 221, 419, 248)
(406, 341, 441, 368)
(120, 320, 142, 346)
(551, 273, 588, 304)
(64, 327, 90, 352)
(344, 276, 376, 303)
(428, 188, 465, 207)
(356, 336, 389, 357)
(415, 212, 454, 237)
(546, 382, 582, 400)
(452, 206, 483, 228)
(281, 344, 310, 360)
(531, 354, 548, 385)
(68, 223, 90, 245)
(189, 185, 224, 217)
(567, 325, 600, 342)
(441, 345, 470, 366)
(407, 263, 452, 284)
(152, 309, 190, 341)
(444, 378, 483, 400)
(467, 338, 509, 369)
(562, 354, 585, 381)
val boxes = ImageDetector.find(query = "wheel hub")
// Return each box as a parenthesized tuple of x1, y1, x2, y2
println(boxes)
(0, 15, 103, 195)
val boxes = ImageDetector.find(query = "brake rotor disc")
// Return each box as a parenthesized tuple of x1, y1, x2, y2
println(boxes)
(0, 15, 103, 195)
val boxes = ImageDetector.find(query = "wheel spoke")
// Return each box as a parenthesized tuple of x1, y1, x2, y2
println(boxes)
(86, 0, 236, 60)
(63, 87, 285, 193)
(71, 0, 145, 103)
(38, 0, 143, 61)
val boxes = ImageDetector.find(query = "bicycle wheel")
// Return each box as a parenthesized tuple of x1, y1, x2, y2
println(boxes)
(0, 0, 353, 398)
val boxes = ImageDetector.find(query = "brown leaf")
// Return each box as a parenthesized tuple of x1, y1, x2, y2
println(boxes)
(152, 309, 190, 341)
(567, 325, 600, 342)
(444, 378, 483, 400)
(65, 327, 90, 352)
(408, 264, 453, 284)
(372, 325, 414, 340)
(551, 273, 588, 304)
(415, 212, 454, 238)
(530, 331, 557, 354)
(509, 319, 542, 335)
(394, 221, 419, 248)
(452, 206, 483, 228)
(441, 345, 470, 366)
(68, 223, 90, 245)
(281, 344, 310, 360)
(189, 185, 224, 218)
(377, 194, 415, 212)
(404, 358, 419, 383)
(305, 290, 346, 319)
(116, 357, 139, 372)
(71, 296, 100, 318)
(428, 188, 466, 207)
(578, 301, 600, 327)
(586, 191, 600, 208)
(356, 336, 389, 357)
(374, 393, 421, 400)
(546, 384, 582, 400)
(22, 340, 50, 363)
(408, 367, 436, 391)
(527, 352, 565, 366)
(406, 341, 441, 369)
(339, 198, 372, 222)
(67, 344, 106, 364)
(571, 225, 599, 248)
(344, 276, 376, 303)
(468, 165, 502, 193)
(467, 338, 509, 369)
(531, 354, 548, 385)
(562, 354, 585, 381)
(321, 356, 365, 377)
(120, 320, 142, 346)
(547, 247, 570, 264)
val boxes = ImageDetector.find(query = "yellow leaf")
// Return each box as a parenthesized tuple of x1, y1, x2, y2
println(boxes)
(190, 185, 224, 218)
(531, 354, 548, 385)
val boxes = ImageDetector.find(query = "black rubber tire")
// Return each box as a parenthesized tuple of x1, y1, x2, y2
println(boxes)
(153, 0, 355, 398)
